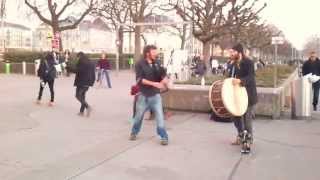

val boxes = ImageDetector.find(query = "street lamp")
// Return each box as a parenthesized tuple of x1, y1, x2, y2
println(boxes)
(272, 36, 284, 88)
(0, 0, 6, 60)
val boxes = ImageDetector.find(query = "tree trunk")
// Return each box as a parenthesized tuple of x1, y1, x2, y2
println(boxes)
(202, 41, 211, 74)
(211, 43, 215, 56)
(202, 41, 211, 62)
(52, 26, 63, 52)
(180, 36, 186, 50)
(221, 49, 225, 57)
(134, 26, 142, 62)
(118, 27, 124, 60)
(180, 24, 187, 50)
(59, 36, 63, 52)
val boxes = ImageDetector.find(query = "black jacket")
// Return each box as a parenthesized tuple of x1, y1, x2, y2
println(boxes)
(302, 58, 320, 76)
(74, 60, 96, 87)
(37, 58, 57, 81)
(136, 59, 165, 97)
(229, 58, 258, 106)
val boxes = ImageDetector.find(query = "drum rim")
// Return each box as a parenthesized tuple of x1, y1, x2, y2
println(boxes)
(208, 79, 233, 118)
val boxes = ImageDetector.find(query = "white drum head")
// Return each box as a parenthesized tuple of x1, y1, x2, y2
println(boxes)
(221, 78, 248, 116)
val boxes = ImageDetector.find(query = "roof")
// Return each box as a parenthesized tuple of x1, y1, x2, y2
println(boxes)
(4, 22, 31, 31)
(145, 15, 174, 23)
(37, 18, 111, 31)
(79, 18, 111, 31)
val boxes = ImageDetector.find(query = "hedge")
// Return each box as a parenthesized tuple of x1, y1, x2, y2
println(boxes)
(4, 51, 134, 62)
(4, 51, 43, 63)
(2, 51, 135, 70)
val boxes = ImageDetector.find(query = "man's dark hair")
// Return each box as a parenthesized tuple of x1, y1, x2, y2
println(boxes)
(77, 51, 89, 64)
(77, 52, 85, 58)
(143, 45, 157, 58)
(232, 43, 244, 55)
(45, 52, 54, 62)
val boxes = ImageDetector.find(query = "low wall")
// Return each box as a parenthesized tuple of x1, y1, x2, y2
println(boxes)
(163, 69, 298, 119)
(0, 62, 35, 75)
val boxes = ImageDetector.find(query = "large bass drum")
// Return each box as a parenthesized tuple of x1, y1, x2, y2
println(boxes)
(209, 78, 248, 118)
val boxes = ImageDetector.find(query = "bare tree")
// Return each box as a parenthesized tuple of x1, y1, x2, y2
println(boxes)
(94, 0, 130, 58)
(25, 0, 97, 51)
(168, 0, 266, 63)
(303, 35, 320, 56)
(226, 0, 266, 43)
(126, 0, 156, 62)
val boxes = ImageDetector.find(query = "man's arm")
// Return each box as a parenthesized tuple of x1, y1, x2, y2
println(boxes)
(136, 62, 165, 89)
(239, 61, 255, 86)
(141, 79, 165, 89)
(302, 62, 308, 76)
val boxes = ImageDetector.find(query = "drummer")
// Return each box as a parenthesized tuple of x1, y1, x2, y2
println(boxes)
(228, 44, 258, 150)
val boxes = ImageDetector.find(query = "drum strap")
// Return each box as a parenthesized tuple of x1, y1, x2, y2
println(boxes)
(231, 66, 236, 78)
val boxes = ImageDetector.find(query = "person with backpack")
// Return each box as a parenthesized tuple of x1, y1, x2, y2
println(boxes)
(36, 52, 57, 106)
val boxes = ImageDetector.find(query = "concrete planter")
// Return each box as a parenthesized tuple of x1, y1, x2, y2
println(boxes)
(163, 69, 298, 119)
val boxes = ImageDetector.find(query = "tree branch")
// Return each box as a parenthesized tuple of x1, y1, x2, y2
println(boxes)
(57, 0, 77, 17)
(60, 0, 95, 31)
(25, 0, 52, 25)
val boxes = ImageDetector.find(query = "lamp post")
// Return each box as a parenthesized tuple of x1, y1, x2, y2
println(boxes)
(0, 0, 6, 61)
(272, 36, 284, 88)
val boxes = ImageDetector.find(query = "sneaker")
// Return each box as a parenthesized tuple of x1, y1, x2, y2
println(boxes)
(129, 134, 137, 141)
(48, 102, 54, 107)
(313, 105, 317, 111)
(160, 139, 169, 146)
(241, 143, 251, 154)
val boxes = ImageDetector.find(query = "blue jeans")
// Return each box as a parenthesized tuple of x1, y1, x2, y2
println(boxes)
(131, 94, 168, 140)
(233, 105, 255, 137)
(313, 82, 320, 106)
(99, 69, 112, 88)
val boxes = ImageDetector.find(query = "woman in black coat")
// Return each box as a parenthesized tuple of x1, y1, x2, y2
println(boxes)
(36, 52, 57, 106)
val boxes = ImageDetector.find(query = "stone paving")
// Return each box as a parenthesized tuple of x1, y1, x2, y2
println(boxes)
(0, 72, 319, 180)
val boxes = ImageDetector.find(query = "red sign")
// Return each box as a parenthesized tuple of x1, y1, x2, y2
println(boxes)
(52, 32, 61, 49)
(54, 32, 61, 39)
(52, 39, 60, 49)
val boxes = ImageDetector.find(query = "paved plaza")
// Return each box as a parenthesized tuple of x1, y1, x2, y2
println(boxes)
(0, 72, 319, 180)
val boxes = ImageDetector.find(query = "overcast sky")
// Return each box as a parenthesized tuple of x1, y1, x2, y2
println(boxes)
(5, 0, 320, 50)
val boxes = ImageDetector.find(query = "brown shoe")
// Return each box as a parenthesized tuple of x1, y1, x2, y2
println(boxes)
(129, 134, 137, 141)
(231, 136, 241, 146)
(160, 139, 169, 146)
(36, 100, 41, 105)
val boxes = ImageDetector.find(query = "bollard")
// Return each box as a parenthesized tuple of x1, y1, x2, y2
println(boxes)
(34, 59, 41, 75)
(5, 62, 10, 74)
(22, 61, 26, 75)
(128, 57, 134, 69)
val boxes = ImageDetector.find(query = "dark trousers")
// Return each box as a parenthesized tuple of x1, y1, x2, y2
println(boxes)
(313, 83, 320, 107)
(233, 106, 255, 137)
(38, 79, 55, 102)
(76, 86, 89, 113)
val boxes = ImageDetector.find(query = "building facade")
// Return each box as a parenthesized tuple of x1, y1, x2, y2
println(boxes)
(0, 22, 32, 50)
(33, 18, 115, 53)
